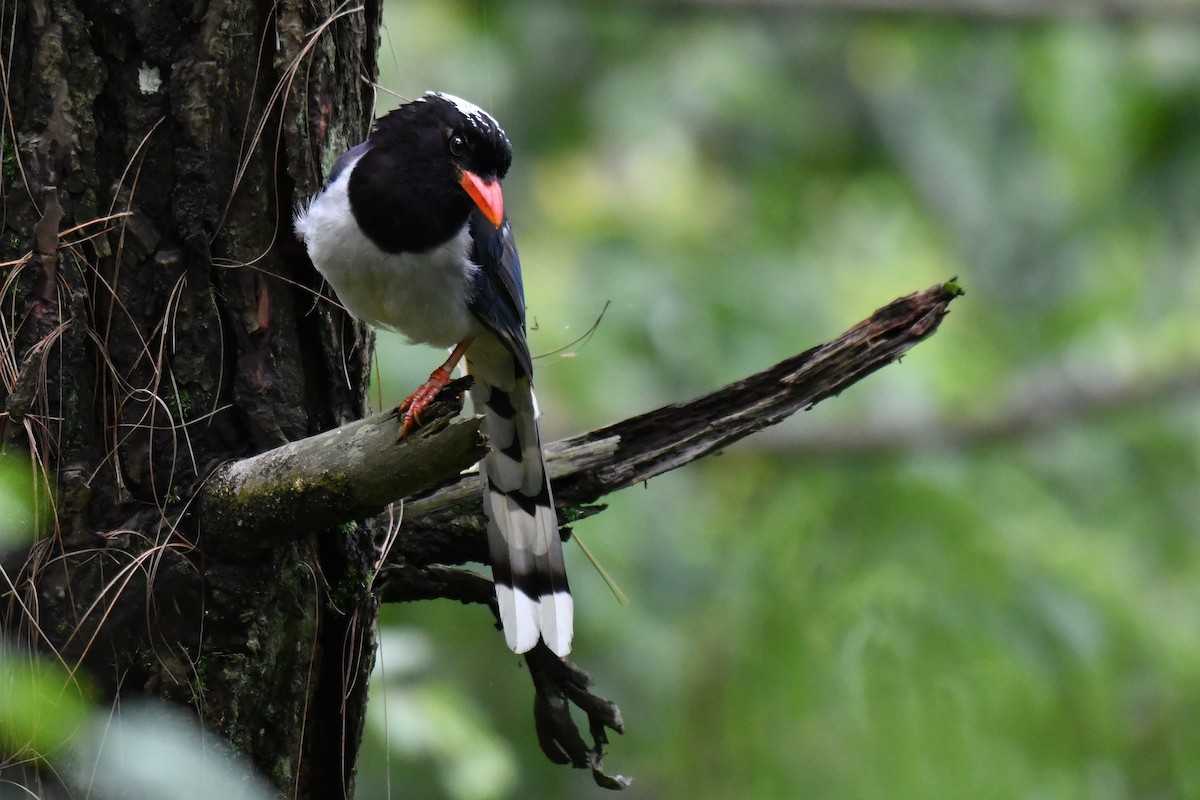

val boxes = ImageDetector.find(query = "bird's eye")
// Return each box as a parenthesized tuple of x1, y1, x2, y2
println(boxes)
(448, 134, 467, 157)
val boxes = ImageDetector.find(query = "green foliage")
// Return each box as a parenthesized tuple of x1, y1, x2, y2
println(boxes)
(329, 566, 371, 613)
(1, 134, 16, 184)
(0, 651, 90, 758)
(0, 453, 40, 546)
(365, 3, 1200, 798)
(172, 389, 193, 418)
(366, 630, 518, 800)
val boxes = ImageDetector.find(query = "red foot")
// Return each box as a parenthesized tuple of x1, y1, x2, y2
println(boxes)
(396, 337, 475, 438)
(396, 367, 454, 437)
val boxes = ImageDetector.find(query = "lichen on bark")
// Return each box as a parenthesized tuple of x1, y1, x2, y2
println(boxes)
(1, 1, 386, 796)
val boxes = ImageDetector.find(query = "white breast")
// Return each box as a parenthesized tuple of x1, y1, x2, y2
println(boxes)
(294, 156, 482, 348)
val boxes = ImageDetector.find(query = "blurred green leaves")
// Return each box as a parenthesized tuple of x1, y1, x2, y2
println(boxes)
(0, 648, 278, 799)
(72, 703, 277, 800)
(367, 2, 1200, 798)
(0, 451, 84, 769)
(0, 451, 40, 547)
(367, 629, 517, 800)
(0, 650, 88, 758)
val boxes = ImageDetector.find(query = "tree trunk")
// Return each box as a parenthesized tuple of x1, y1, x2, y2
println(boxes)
(1, 1, 383, 796)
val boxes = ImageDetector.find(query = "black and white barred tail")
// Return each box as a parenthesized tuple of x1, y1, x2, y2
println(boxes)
(470, 373, 573, 656)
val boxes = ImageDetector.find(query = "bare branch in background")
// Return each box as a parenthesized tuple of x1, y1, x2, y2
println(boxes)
(638, 0, 1200, 22)
(746, 360, 1200, 457)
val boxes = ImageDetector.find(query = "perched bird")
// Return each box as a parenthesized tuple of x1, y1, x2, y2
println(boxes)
(294, 92, 572, 656)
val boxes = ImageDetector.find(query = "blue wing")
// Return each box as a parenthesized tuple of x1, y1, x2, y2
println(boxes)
(468, 211, 534, 378)
(328, 140, 372, 184)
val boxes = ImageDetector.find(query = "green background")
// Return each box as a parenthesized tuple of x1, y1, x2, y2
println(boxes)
(362, 3, 1200, 798)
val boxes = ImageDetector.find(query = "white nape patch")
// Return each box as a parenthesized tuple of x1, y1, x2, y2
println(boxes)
(421, 90, 497, 133)
(294, 154, 481, 347)
(138, 64, 162, 95)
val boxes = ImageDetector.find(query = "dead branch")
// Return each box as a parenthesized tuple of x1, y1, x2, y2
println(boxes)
(749, 359, 1200, 456)
(390, 279, 963, 569)
(196, 279, 959, 563)
(526, 644, 631, 790)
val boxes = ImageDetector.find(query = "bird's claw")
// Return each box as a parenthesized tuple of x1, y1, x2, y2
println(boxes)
(396, 366, 455, 437)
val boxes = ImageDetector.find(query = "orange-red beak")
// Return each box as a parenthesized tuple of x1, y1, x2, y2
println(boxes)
(459, 169, 504, 228)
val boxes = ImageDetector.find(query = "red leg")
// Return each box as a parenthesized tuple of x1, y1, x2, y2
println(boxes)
(397, 337, 474, 437)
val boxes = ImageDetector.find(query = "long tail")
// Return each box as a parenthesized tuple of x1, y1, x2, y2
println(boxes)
(470, 373, 573, 656)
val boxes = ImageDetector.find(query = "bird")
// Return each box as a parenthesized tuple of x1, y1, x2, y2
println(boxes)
(294, 91, 572, 657)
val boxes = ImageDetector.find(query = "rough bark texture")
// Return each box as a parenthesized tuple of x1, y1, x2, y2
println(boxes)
(200, 386, 486, 558)
(1, 1, 382, 796)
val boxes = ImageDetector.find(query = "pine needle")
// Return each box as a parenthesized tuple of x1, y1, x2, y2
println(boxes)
(572, 530, 629, 607)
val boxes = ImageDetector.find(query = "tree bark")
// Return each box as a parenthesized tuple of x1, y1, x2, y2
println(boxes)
(1, 1, 382, 796)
